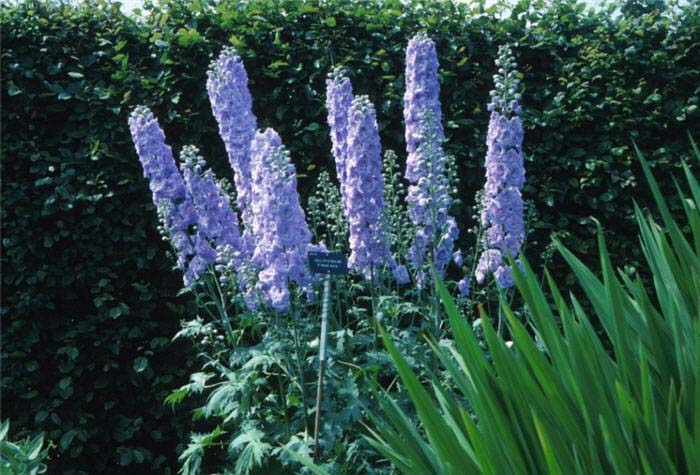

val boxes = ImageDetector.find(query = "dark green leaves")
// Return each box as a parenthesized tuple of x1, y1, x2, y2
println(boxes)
(176, 27, 202, 47)
(1, 420, 49, 475)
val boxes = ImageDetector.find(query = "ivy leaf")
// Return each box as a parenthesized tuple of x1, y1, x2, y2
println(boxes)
(60, 430, 77, 450)
(133, 357, 148, 373)
(8, 83, 22, 96)
(177, 28, 202, 47)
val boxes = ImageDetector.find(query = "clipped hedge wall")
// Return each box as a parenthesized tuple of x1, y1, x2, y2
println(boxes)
(1, 0, 699, 473)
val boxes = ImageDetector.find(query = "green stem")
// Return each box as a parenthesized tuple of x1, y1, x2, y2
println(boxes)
(430, 276, 440, 337)
(277, 373, 291, 439)
(497, 295, 504, 337)
(290, 308, 311, 435)
(209, 275, 236, 345)
(369, 265, 379, 348)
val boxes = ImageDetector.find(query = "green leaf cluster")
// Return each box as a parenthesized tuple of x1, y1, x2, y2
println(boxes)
(1, 420, 48, 475)
(168, 272, 439, 474)
(369, 143, 700, 474)
(1, 2, 199, 473)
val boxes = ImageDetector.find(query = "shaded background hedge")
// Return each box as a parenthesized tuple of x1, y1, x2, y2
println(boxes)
(1, 0, 699, 472)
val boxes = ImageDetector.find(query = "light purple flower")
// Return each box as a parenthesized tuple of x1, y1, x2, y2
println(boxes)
(452, 250, 463, 267)
(179, 145, 248, 293)
(185, 235, 217, 287)
(475, 249, 502, 285)
(344, 95, 399, 280)
(477, 45, 526, 288)
(457, 277, 471, 297)
(128, 106, 214, 287)
(207, 47, 257, 256)
(326, 67, 354, 212)
(494, 266, 514, 288)
(403, 34, 458, 281)
(249, 128, 314, 312)
(404, 33, 444, 183)
(393, 265, 410, 285)
(180, 146, 242, 253)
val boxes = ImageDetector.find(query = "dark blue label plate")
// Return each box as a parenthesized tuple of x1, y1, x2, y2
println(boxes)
(308, 251, 348, 275)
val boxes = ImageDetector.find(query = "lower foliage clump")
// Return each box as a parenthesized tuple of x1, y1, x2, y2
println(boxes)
(367, 145, 700, 475)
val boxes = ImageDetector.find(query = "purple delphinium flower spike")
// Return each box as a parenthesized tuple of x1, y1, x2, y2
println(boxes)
(344, 95, 404, 281)
(128, 106, 214, 287)
(403, 33, 458, 282)
(403, 111, 458, 277)
(206, 47, 258, 255)
(249, 128, 314, 313)
(404, 33, 445, 183)
(180, 146, 242, 251)
(180, 145, 244, 276)
(326, 67, 354, 212)
(477, 45, 525, 288)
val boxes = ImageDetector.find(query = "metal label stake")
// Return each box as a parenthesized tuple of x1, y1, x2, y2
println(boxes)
(308, 251, 348, 462)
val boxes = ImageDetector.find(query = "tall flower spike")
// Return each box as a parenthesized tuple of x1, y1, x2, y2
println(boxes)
(180, 145, 243, 268)
(326, 67, 354, 212)
(403, 34, 458, 282)
(128, 106, 214, 287)
(344, 95, 405, 282)
(477, 45, 525, 288)
(404, 32, 445, 183)
(249, 128, 314, 313)
(207, 47, 258, 255)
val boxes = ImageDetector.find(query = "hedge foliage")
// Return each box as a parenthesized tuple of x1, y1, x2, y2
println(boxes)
(1, 0, 698, 473)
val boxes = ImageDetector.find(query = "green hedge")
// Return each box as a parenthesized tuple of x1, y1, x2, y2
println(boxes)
(1, 0, 698, 473)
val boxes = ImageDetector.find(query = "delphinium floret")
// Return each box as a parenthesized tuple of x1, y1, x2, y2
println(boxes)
(207, 47, 258, 256)
(457, 277, 471, 297)
(403, 33, 459, 285)
(249, 128, 316, 312)
(477, 45, 525, 288)
(128, 106, 215, 287)
(344, 95, 408, 283)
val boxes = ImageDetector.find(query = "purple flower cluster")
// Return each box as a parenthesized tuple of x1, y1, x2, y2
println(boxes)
(325, 67, 354, 211)
(183, 235, 217, 288)
(325, 70, 407, 284)
(249, 128, 315, 312)
(404, 33, 445, 183)
(477, 45, 526, 288)
(403, 34, 458, 281)
(457, 277, 471, 297)
(180, 146, 243, 268)
(207, 47, 258, 255)
(344, 95, 406, 282)
(475, 249, 502, 284)
(128, 106, 214, 287)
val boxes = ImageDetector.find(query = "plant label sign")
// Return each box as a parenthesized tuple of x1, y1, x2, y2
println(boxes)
(308, 251, 348, 275)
